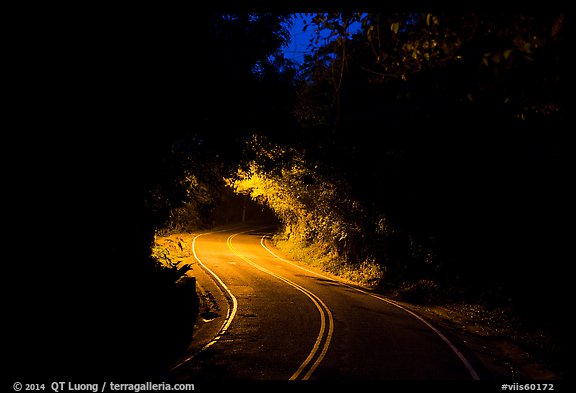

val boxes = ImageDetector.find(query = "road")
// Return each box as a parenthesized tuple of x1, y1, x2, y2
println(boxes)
(168, 225, 483, 382)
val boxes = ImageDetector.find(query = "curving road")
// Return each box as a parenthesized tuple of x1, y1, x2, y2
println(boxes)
(168, 225, 483, 382)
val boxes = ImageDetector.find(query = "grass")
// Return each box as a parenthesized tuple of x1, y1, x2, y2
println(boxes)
(270, 231, 564, 379)
(271, 234, 384, 288)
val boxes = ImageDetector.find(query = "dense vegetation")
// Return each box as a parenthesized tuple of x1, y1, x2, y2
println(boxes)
(230, 12, 568, 371)
(9, 9, 567, 378)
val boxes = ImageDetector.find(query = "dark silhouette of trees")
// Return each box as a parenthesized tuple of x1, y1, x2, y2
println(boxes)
(8, 11, 294, 379)
(8, 7, 567, 379)
(234, 12, 568, 369)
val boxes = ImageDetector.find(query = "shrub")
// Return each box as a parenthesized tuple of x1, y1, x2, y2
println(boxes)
(396, 279, 441, 304)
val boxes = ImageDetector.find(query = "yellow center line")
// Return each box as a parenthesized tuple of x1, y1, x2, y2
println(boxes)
(260, 234, 481, 380)
(226, 232, 334, 380)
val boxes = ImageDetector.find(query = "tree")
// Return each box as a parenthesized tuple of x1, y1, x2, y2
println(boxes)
(9, 10, 296, 379)
(288, 11, 568, 310)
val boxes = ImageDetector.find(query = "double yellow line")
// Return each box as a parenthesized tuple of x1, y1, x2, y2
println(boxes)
(226, 232, 334, 380)
(259, 235, 481, 380)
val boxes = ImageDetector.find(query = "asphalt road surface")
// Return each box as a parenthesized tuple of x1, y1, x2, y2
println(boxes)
(168, 225, 483, 382)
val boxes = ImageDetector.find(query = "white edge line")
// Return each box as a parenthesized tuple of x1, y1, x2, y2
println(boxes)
(260, 235, 481, 380)
(169, 227, 240, 371)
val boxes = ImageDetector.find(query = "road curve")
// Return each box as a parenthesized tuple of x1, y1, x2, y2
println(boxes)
(169, 225, 482, 381)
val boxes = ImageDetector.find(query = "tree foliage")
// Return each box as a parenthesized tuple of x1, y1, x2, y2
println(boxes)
(11, 10, 295, 379)
(296, 12, 565, 130)
(284, 11, 569, 347)
(230, 136, 363, 249)
(12, 8, 568, 378)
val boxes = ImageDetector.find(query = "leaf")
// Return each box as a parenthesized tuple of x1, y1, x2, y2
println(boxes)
(521, 42, 532, 54)
(503, 49, 512, 60)
(367, 25, 374, 43)
(551, 13, 564, 37)
(426, 13, 432, 26)
(391, 22, 399, 34)
(490, 51, 501, 64)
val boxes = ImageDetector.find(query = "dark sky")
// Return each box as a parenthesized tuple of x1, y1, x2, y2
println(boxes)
(282, 14, 313, 65)
(281, 14, 363, 65)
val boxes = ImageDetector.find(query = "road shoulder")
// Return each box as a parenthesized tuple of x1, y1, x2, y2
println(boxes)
(153, 232, 231, 371)
(401, 302, 562, 380)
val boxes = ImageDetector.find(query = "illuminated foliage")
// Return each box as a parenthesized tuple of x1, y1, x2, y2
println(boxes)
(231, 159, 382, 285)
(228, 135, 451, 287)
(230, 136, 361, 249)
